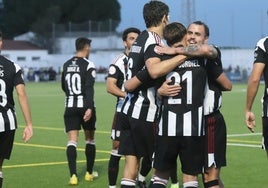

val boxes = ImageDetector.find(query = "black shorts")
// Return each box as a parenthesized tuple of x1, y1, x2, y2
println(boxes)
(153, 136, 205, 175)
(0, 130, 15, 160)
(204, 111, 227, 168)
(262, 117, 268, 150)
(110, 112, 124, 141)
(118, 116, 157, 159)
(64, 107, 96, 132)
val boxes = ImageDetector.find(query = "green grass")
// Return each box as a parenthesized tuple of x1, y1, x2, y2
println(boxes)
(2, 82, 268, 188)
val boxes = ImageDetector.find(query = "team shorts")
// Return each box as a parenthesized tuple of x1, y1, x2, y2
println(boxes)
(262, 117, 268, 150)
(0, 130, 15, 160)
(153, 135, 205, 175)
(204, 110, 227, 168)
(118, 116, 157, 159)
(110, 112, 124, 141)
(64, 107, 96, 132)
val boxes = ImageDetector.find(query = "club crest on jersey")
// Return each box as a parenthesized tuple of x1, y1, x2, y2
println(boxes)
(92, 70, 96, 78)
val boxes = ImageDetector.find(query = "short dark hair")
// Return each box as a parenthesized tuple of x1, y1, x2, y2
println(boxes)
(122, 27, 141, 41)
(75, 37, 91, 51)
(164, 22, 186, 46)
(143, 1, 169, 28)
(189, 21, 210, 37)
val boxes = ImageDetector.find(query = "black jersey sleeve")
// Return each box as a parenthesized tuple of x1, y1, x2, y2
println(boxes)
(144, 44, 162, 62)
(14, 68, 25, 86)
(254, 46, 267, 64)
(84, 67, 95, 109)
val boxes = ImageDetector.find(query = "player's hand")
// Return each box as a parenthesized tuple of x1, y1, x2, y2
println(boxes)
(158, 80, 181, 97)
(23, 125, 33, 143)
(245, 111, 256, 133)
(83, 108, 92, 122)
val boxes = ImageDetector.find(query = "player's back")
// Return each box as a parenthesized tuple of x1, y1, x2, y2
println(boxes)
(122, 30, 163, 122)
(61, 56, 95, 108)
(158, 57, 207, 136)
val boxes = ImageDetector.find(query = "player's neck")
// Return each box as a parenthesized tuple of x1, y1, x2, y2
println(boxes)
(75, 51, 87, 59)
(148, 26, 163, 39)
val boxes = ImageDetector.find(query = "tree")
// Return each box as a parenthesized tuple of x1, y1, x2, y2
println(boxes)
(0, 0, 121, 49)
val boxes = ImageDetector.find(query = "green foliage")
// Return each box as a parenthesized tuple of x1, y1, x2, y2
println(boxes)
(3, 82, 268, 187)
(0, 0, 121, 38)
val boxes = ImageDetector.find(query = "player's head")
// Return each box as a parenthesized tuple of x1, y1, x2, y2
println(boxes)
(75, 37, 92, 58)
(122, 27, 141, 54)
(143, 1, 169, 28)
(122, 27, 140, 41)
(187, 20, 210, 45)
(75, 37, 91, 51)
(163, 22, 187, 47)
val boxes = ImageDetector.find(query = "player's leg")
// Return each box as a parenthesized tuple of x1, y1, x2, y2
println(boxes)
(203, 112, 227, 188)
(262, 117, 268, 158)
(0, 159, 3, 188)
(137, 156, 152, 188)
(121, 155, 140, 188)
(108, 112, 123, 187)
(203, 167, 220, 188)
(0, 130, 15, 188)
(169, 162, 179, 188)
(83, 107, 97, 181)
(67, 130, 79, 178)
(181, 136, 204, 188)
(108, 140, 121, 188)
(151, 136, 178, 188)
(84, 129, 96, 181)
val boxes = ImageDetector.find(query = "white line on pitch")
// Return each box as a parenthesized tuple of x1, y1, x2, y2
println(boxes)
(227, 133, 261, 137)
(227, 143, 261, 148)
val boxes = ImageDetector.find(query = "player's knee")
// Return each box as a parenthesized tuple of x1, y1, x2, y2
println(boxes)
(183, 180, 198, 188)
(67, 141, 77, 147)
(85, 140, 95, 145)
(204, 179, 219, 188)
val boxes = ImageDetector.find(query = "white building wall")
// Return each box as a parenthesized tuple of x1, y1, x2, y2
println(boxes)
(58, 35, 124, 54)
(1, 49, 50, 68)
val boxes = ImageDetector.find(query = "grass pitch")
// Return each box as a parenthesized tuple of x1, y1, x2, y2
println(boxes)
(3, 82, 268, 188)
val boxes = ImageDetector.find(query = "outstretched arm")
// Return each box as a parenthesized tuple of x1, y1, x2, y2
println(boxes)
(146, 55, 187, 79)
(155, 44, 218, 59)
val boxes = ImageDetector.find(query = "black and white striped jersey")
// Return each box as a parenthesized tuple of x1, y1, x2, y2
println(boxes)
(61, 56, 96, 109)
(203, 47, 224, 115)
(0, 55, 25, 132)
(254, 37, 268, 117)
(122, 30, 163, 122)
(107, 53, 128, 112)
(158, 57, 207, 136)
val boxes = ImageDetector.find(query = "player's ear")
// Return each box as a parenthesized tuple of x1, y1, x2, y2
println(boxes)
(162, 14, 169, 25)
